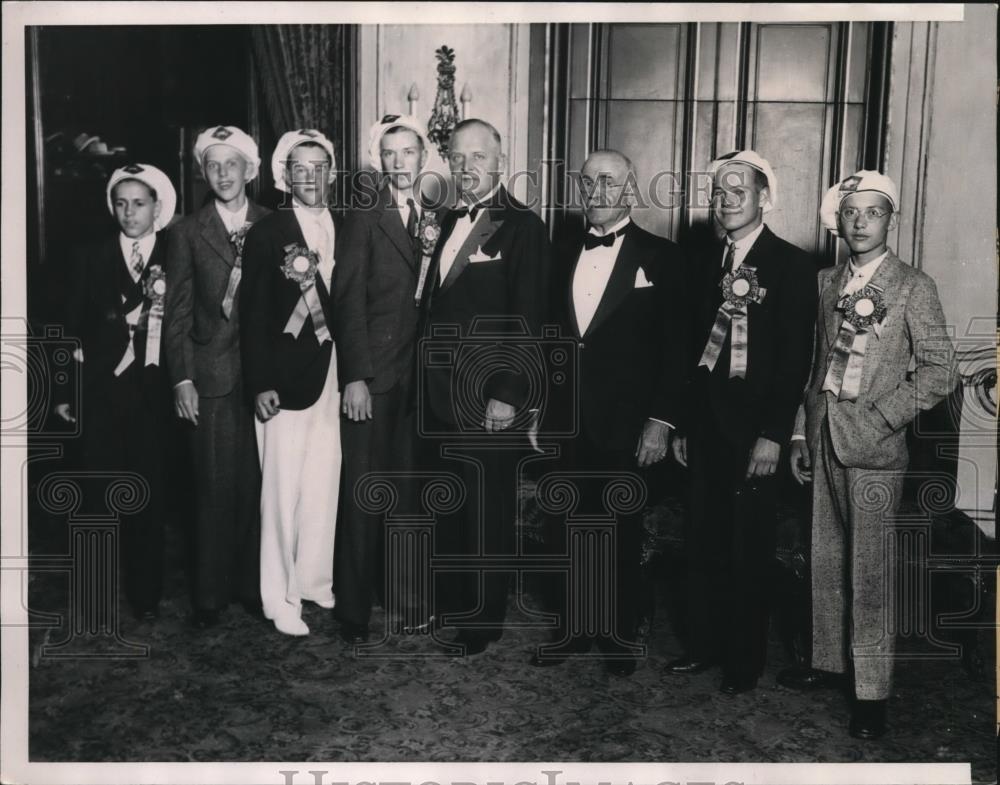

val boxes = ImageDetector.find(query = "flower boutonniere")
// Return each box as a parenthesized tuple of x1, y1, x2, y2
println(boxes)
(838, 284, 887, 335)
(414, 210, 441, 306)
(280, 243, 320, 286)
(142, 264, 167, 304)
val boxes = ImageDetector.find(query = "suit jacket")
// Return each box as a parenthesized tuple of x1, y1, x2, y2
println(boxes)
(796, 251, 957, 469)
(64, 232, 169, 395)
(239, 207, 342, 411)
(420, 185, 551, 426)
(163, 200, 271, 398)
(686, 224, 818, 448)
(334, 186, 421, 394)
(552, 219, 688, 450)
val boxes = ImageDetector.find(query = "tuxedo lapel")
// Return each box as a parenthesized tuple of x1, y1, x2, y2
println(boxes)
(583, 231, 640, 337)
(565, 238, 585, 338)
(439, 209, 502, 292)
(199, 204, 236, 267)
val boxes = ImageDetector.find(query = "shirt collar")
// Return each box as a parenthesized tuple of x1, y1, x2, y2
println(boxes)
(457, 182, 502, 212)
(389, 185, 419, 209)
(291, 199, 332, 224)
(214, 199, 249, 232)
(727, 221, 766, 252)
(119, 231, 156, 262)
(850, 250, 889, 277)
(588, 215, 632, 237)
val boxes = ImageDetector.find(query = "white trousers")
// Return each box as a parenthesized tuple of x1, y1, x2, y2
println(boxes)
(255, 350, 341, 624)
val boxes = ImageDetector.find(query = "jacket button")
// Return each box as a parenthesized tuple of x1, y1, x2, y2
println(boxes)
(578, 342, 585, 349)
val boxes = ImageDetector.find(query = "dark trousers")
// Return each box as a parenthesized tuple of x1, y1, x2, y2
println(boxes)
(420, 411, 516, 636)
(541, 433, 644, 656)
(685, 413, 778, 678)
(80, 365, 168, 614)
(335, 381, 416, 626)
(185, 383, 260, 612)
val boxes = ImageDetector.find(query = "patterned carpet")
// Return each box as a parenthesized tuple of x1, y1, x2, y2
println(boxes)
(25, 494, 996, 780)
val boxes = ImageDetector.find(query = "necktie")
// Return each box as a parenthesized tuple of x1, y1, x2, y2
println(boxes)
(719, 241, 735, 280)
(453, 204, 481, 222)
(406, 198, 420, 256)
(583, 231, 618, 251)
(130, 241, 144, 277)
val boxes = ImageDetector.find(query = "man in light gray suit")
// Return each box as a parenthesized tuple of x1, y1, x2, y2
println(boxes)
(779, 170, 957, 740)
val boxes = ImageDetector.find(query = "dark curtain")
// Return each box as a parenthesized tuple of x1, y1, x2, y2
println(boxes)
(250, 25, 355, 207)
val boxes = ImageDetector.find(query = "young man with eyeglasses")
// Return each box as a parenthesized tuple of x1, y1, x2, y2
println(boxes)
(778, 170, 957, 740)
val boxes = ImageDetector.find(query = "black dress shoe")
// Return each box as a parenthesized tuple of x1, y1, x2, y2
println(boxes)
(133, 605, 160, 622)
(190, 608, 221, 629)
(777, 666, 845, 691)
(605, 658, 637, 677)
(339, 621, 369, 644)
(720, 673, 758, 695)
(453, 630, 498, 656)
(849, 699, 887, 740)
(666, 655, 715, 674)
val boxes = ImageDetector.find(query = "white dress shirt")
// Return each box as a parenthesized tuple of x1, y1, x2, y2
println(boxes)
(842, 250, 889, 295)
(721, 221, 766, 272)
(214, 198, 250, 234)
(119, 232, 157, 283)
(572, 215, 631, 334)
(291, 201, 336, 290)
(438, 183, 502, 283)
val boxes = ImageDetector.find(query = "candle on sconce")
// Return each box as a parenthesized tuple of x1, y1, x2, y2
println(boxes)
(407, 83, 420, 116)
(460, 83, 472, 120)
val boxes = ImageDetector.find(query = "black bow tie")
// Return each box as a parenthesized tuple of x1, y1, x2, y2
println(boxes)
(583, 229, 623, 250)
(454, 204, 482, 221)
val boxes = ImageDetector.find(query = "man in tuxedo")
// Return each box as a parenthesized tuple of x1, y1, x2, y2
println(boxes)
(333, 114, 430, 644)
(779, 171, 956, 739)
(531, 149, 688, 676)
(163, 125, 270, 628)
(418, 118, 551, 655)
(55, 164, 177, 622)
(240, 129, 342, 637)
(670, 150, 817, 693)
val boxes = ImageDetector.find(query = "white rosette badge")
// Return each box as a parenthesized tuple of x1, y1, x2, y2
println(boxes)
(699, 265, 768, 378)
(414, 210, 442, 306)
(280, 243, 331, 343)
(822, 283, 888, 401)
(141, 264, 167, 367)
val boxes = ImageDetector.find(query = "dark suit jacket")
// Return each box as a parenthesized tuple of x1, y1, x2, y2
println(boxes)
(334, 186, 421, 394)
(686, 224, 817, 448)
(552, 219, 689, 451)
(64, 232, 169, 395)
(420, 185, 551, 426)
(239, 207, 342, 411)
(163, 200, 271, 398)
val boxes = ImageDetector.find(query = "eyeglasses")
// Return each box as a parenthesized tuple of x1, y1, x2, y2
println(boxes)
(839, 206, 891, 222)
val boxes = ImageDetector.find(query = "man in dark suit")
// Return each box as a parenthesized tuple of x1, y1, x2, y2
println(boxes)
(670, 150, 817, 693)
(333, 114, 430, 644)
(531, 149, 688, 676)
(239, 129, 342, 637)
(163, 125, 271, 628)
(418, 118, 551, 655)
(55, 164, 177, 622)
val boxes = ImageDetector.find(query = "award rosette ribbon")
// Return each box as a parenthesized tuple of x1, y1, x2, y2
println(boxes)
(822, 283, 887, 401)
(698, 264, 767, 378)
(141, 264, 167, 367)
(221, 222, 252, 320)
(413, 209, 441, 306)
(280, 243, 331, 343)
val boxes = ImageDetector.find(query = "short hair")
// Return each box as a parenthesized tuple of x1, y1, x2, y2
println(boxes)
(286, 141, 332, 168)
(111, 178, 157, 202)
(382, 125, 425, 151)
(452, 118, 502, 149)
(586, 149, 635, 177)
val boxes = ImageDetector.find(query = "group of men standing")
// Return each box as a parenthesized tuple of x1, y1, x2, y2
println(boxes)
(56, 112, 956, 742)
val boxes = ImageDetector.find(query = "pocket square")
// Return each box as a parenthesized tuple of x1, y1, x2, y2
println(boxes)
(634, 267, 654, 288)
(469, 246, 502, 263)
